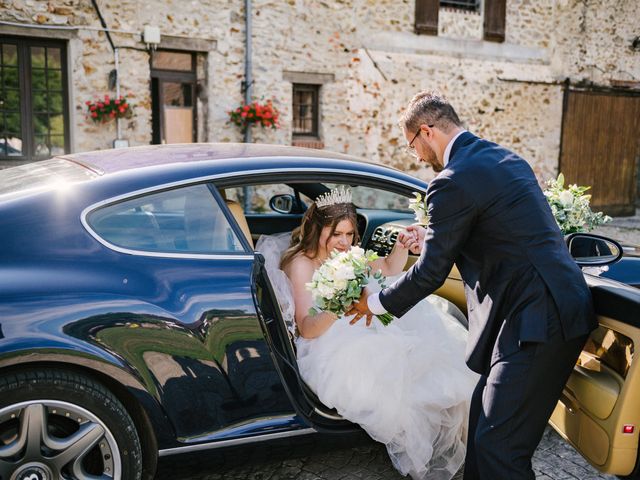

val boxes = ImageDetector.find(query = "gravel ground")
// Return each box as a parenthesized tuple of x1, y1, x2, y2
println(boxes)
(592, 209, 640, 246)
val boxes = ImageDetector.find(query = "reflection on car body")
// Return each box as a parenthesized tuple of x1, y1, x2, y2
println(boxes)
(0, 143, 639, 479)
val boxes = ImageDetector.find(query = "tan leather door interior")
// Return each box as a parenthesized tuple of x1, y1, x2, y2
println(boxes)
(549, 281, 640, 476)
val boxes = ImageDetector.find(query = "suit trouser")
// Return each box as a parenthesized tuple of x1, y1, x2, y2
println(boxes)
(463, 316, 589, 479)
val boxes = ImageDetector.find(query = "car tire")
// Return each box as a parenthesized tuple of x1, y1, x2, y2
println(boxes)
(0, 369, 143, 480)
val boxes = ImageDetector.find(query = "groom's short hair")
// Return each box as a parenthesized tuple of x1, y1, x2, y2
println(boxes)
(401, 91, 462, 133)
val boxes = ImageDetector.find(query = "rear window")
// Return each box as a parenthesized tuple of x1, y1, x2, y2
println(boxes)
(87, 184, 245, 254)
(0, 159, 98, 200)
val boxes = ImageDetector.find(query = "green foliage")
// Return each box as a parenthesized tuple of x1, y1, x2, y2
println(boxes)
(306, 247, 395, 326)
(227, 99, 280, 132)
(85, 94, 134, 123)
(544, 173, 612, 235)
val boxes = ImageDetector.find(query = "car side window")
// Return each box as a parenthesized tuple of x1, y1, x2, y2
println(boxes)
(224, 184, 303, 213)
(88, 184, 245, 254)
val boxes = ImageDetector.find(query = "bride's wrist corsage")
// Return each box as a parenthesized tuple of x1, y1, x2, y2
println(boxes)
(306, 246, 394, 326)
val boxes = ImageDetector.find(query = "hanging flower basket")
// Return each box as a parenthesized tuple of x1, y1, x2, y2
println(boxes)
(228, 99, 280, 132)
(85, 94, 134, 123)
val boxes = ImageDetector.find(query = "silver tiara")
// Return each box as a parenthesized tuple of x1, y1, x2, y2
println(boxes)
(315, 186, 352, 209)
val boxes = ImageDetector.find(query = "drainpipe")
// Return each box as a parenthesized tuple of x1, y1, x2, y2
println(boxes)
(243, 0, 253, 212)
(91, 0, 125, 146)
(114, 47, 121, 141)
(244, 0, 253, 144)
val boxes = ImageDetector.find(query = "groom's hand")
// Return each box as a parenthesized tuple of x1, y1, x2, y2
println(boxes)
(346, 287, 374, 327)
(398, 225, 426, 254)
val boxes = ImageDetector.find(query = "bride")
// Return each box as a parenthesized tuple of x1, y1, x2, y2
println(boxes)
(256, 188, 477, 480)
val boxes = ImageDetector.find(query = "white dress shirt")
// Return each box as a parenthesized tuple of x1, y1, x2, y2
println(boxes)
(367, 130, 467, 315)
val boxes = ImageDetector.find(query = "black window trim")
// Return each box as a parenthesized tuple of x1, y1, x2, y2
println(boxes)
(292, 83, 320, 138)
(441, 0, 481, 12)
(0, 35, 70, 162)
(150, 49, 198, 145)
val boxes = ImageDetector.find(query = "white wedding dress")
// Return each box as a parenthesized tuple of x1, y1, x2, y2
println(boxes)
(256, 233, 478, 480)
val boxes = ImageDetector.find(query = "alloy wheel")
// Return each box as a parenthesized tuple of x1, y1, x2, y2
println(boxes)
(0, 400, 121, 480)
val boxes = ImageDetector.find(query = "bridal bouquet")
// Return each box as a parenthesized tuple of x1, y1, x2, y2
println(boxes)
(306, 246, 394, 326)
(544, 173, 611, 234)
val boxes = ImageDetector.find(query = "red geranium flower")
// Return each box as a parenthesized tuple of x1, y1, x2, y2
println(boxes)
(227, 98, 280, 132)
(84, 94, 134, 124)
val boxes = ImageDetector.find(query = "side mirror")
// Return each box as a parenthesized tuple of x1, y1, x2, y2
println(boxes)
(269, 194, 295, 214)
(566, 233, 623, 267)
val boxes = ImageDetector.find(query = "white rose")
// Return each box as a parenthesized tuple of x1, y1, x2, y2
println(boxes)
(334, 278, 348, 290)
(351, 246, 365, 257)
(317, 282, 335, 299)
(322, 264, 336, 279)
(559, 190, 574, 207)
(334, 264, 355, 281)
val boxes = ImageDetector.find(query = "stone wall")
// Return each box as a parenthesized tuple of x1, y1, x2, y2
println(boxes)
(1, 0, 638, 184)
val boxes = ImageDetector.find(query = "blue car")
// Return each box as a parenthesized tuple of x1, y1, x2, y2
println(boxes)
(0, 143, 638, 480)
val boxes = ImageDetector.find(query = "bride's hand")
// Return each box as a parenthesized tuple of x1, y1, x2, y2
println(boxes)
(398, 225, 426, 255)
(346, 287, 374, 327)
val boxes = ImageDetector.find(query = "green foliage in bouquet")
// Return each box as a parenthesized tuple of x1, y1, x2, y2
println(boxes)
(306, 246, 394, 326)
(544, 173, 612, 235)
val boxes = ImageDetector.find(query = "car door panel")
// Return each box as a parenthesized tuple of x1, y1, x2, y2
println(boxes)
(81, 254, 298, 445)
(77, 181, 303, 445)
(252, 254, 358, 431)
(549, 277, 640, 476)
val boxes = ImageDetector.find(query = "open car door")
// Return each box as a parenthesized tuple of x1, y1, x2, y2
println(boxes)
(549, 275, 640, 477)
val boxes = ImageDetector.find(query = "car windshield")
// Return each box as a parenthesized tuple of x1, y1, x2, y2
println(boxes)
(0, 158, 98, 200)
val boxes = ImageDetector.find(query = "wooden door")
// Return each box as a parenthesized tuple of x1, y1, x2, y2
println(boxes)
(560, 90, 640, 216)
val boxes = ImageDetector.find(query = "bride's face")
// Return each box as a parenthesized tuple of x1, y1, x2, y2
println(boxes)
(318, 219, 356, 257)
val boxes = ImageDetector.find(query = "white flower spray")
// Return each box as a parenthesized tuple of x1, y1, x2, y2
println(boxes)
(306, 246, 394, 326)
(544, 173, 611, 234)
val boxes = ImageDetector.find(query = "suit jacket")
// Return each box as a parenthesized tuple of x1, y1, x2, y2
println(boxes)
(379, 132, 596, 374)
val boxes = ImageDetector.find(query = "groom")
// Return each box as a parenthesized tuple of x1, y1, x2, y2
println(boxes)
(348, 91, 596, 479)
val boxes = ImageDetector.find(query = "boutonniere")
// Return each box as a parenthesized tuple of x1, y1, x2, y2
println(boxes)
(408, 192, 429, 226)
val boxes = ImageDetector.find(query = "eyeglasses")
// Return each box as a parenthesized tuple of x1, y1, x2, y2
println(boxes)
(405, 124, 434, 155)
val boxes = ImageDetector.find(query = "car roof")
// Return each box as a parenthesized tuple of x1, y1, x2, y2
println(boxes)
(1, 143, 425, 206)
(59, 143, 366, 175)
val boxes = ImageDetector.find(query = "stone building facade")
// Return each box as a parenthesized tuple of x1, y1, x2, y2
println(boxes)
(1, 0, 639, 204)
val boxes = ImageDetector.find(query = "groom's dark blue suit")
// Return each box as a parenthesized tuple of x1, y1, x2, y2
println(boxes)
(379, 132, 596, 479)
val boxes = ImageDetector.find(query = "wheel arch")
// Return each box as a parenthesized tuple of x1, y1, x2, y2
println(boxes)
(0, 356, 171, 479)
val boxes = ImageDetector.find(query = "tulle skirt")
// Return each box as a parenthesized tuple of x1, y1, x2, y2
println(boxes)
(296, 295, 478, 480)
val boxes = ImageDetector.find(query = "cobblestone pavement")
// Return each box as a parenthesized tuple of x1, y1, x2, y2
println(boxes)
(160, 426, 617, 480)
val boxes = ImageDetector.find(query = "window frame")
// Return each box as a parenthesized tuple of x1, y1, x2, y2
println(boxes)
(84, 182, 251, 258)
(292, 83, 320, 138)
(150, 49, 197, 145)
(0, 36, 70, 162)
(440, 0, 480, 12)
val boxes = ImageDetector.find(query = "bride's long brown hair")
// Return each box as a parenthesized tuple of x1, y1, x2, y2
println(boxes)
(280, 201, 360, 270)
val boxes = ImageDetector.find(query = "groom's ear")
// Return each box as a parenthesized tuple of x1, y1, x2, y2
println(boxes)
(419, 124, 433, 136)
